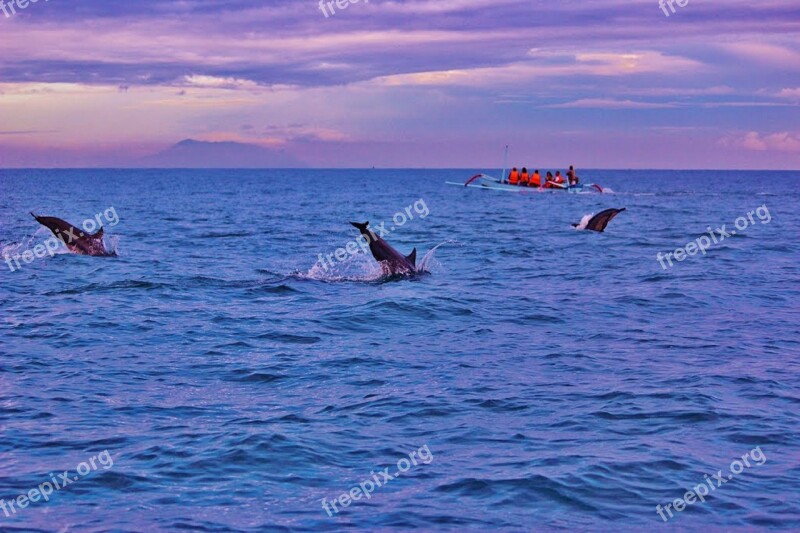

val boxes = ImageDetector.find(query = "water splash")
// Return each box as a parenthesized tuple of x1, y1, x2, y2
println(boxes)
(1, 226, 119, 262)
(418, 240, 459, 273)
(573, 214, 594, 231)
(1, 227, 70, 260)
(298, 252, 385, 282)
(295, 240, 458, 282)
(104, 234, 121, 256)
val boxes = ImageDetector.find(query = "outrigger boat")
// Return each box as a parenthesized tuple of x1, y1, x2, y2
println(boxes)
(446, 173, 604, 193)
(446, 146, 605, 193)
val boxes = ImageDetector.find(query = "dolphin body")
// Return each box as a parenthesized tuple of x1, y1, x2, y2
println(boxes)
(31, 213, 115, 256)
(350, 221, 418, 275)
(573, 208, 626, 232)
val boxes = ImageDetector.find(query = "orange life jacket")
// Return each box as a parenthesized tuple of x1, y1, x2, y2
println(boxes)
(530, 172, 541, 187)
(508, 170, 519, 185)
(554, 174, 564, 184)
(520, 171, 529, 184)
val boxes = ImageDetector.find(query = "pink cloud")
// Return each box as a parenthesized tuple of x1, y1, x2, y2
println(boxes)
(733, 131, 800, 153)
(721, 42, 800, 70)
(547, 98, 676, 109)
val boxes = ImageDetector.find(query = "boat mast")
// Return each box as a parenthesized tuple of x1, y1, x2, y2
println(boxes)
(500, 145, 509, 183)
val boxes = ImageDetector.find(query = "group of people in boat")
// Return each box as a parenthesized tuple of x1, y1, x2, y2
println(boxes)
(506, 166, 580, 188)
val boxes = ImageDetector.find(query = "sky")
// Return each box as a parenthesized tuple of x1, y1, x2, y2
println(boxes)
(0, 0, 799, 169)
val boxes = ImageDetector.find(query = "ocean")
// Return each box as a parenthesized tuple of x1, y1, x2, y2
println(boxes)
(1, 168, 798, 531)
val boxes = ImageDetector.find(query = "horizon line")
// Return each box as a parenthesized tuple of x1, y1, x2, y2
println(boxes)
(1, 167, 799, 172)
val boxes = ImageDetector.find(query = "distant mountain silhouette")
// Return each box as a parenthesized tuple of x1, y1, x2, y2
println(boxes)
(140, 139, 305, 168)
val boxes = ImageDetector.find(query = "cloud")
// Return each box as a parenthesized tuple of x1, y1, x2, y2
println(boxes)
(2, 0, 800, 168)
(704, 102, 794, 108)
(622, 86, 734, 97)
(720, 42, 800, 70)
(372, 50, 702, 87)
(777, 88, 800, 98)
(0, 130, 58, 135)
(379, 0, 520, 14)
(183, 75, 262, 90)
(727, 131, 800, 153)
(547, 98, 676, 109)
(741, 132, 768, 151)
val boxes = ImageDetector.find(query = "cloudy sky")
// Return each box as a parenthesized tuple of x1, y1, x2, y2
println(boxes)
(0, 0, 798, 168)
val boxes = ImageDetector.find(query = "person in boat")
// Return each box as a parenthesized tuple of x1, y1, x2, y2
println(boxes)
(520, 167, 530, 186)
(508, 167, 519, 185)
(530, 169, 542, 188)
(545, 171, 564, 189)
(567, 165, 579, 186)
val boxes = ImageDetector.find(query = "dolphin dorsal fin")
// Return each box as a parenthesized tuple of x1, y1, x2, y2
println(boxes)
(406, 248, 417, 266)
(93, 227, 104, 239)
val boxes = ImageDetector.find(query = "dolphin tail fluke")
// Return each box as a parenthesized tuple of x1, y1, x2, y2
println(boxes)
(350, 221, 369, 233)
(406, 248, 417, 266)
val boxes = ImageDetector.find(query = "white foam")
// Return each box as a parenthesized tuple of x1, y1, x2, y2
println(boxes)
(574, 214, 594, 231)
(418, 240, 459, 273)
(300, 252, 385, 282)
(297, 240, 458, 281)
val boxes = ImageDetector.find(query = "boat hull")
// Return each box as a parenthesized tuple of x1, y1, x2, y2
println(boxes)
(447, 174, 598, 193)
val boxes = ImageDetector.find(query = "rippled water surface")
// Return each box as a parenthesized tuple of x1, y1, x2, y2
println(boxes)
(1, 169, 799, 531)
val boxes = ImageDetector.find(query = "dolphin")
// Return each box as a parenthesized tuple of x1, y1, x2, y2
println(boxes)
(31, 213, 115, 256)
(350, 221, 418, 275)
(573, 208, 626, 233)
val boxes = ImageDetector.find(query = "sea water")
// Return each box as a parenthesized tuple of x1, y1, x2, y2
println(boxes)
(0, 168, 798, 530)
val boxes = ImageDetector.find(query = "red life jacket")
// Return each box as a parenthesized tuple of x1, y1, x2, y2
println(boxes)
(509, 170, 519, 185)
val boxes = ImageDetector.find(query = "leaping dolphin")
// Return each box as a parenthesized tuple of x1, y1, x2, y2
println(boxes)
(573, 208, 626, 233)
(350, 221, 418, 275)
(31, 213, 115, 256)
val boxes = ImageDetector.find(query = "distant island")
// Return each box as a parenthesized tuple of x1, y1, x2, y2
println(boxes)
(139, 139, 306, 168)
